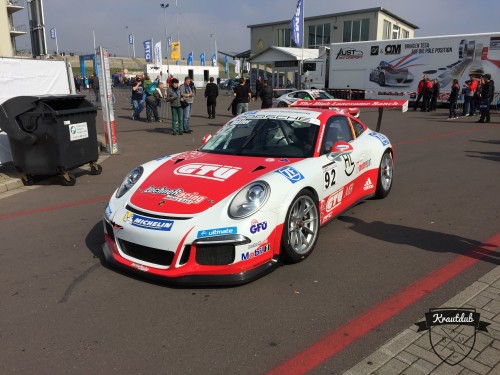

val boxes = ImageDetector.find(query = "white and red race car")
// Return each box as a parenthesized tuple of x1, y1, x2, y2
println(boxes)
(102, 100, 407, 284)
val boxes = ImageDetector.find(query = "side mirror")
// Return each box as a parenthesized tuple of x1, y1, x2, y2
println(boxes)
(202, 134, 212, 144)
(328, 141, 353, 159)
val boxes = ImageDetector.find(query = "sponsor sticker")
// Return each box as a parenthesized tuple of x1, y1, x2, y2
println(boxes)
(174, 163, 241, 182)
(197, 226, 237, 238)
(130, 263, 149, 272)
(250, 219, 268, 234)
(123, 211, 174, 231)
(241, 243, 270, 261)
(357, 159, 371, 173)
(369, 131, 389, 146)
(363, 178, 374, 191)
(143, 185, 207, 204)
(325, 188, 344, 213)
(276, 166, 304, 184)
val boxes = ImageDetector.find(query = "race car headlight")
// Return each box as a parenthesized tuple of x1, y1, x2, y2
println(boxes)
(115, 166, 144, 198)
(228, 181, 270, 219)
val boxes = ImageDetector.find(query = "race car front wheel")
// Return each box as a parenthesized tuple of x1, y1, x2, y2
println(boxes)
(281, 190, 319, 263)
(375, 150, 393, 199)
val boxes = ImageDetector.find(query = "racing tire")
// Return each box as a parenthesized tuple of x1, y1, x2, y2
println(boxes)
(281, 189, 320, 263)
(277, 102, 288, 108)
(379, 73, 386, 86)
(375, 150, 393, 199)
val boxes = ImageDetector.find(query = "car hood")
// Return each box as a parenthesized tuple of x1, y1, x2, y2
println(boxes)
(129, 152, 299, 215)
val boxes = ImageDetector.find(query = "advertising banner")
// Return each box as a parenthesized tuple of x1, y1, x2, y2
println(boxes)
(143, 39, 152, 63)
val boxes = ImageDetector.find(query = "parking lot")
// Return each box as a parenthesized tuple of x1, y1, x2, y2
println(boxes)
(0, 91, 499, 374)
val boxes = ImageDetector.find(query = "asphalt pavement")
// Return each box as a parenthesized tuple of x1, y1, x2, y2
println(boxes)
(0, 89, 499, 375)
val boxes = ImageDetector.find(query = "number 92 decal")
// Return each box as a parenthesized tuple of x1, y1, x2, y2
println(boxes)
(323, 166, 336, 190)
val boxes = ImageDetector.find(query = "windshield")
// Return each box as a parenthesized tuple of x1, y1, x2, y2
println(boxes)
(200, 117, 318, 158)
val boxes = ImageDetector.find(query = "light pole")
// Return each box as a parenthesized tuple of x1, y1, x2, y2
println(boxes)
(160, 3, 169, 78)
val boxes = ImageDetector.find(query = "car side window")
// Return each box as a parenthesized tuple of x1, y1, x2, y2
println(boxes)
(350, 118, 366, 138)
(321, 116, 354, 155)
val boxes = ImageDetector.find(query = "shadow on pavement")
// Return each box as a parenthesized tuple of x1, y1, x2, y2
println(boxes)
(338, 216, 500, 265)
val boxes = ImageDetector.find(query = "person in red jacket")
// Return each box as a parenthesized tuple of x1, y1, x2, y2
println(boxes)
(422, 76, 433, 112)
(413, 74, 428, 110)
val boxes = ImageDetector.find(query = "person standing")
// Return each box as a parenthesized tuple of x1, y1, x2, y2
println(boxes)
(179, 76, 194, 133)
(131, 76, 145, 121)
(204, 77, 219, 119)
(233, 77, 252, 114)
(477, 74, 495, 123)
(413, 74, 427, 110)
(91, 73, 100, 104)
(259, 79, 274, 109)
(226, 78, 234, 96)
(422, 76, 433, 112)
(255, 76, 263, 101)
(447, 79, 460, 120)
(462, 75, 477, 116)
(430, 79, 440, 111)
(166, 78, 183, 135)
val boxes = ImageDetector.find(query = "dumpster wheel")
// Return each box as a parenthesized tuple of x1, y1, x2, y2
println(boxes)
(89, 162, 103, 175)
(20, 173, 35, 186)
(61, 172, 76, 186)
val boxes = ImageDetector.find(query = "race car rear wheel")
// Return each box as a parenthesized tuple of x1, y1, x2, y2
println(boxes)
(375, 150, 393, 199)
(281, 189, 319, 263)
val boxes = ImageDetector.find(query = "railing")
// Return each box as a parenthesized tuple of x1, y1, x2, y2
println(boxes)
(10, 24, 27, 33)
(6, 0, 26, 7)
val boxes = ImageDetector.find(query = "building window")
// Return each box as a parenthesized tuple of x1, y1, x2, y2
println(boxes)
(383, 20, 391, 40)
(342, 19, 369, 42)
(278, 28, 292, 47)
(307, 23, 331, 48)
(402, 29, 409, 39)
(392, 25, 400, 39)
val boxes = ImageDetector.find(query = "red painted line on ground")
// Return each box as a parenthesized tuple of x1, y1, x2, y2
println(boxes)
(394, 123, 500, 146)
(0, 196, 110, 220)
(267, 233, 500, 375)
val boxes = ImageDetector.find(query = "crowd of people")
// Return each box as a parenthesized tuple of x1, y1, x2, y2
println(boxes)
(125, 73, 279, 136)
(413, 73, 495, 123)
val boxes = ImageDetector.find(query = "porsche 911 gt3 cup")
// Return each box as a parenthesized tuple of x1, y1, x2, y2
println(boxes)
(102, 100, 407, 284)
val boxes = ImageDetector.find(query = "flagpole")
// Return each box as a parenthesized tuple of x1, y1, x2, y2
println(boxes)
(301, 0, 304, 89)
(55, 32, 59, 56)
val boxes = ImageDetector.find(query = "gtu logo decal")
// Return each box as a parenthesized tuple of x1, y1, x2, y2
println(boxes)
(174, 163, 241, 181)
(415, 308, 489, 366)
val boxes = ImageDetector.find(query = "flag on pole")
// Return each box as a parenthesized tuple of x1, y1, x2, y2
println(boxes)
(143, 39, 152, 62)
(50, 28, 56, 39)
(167, 36, 172, 47)
(171, 41, 180, 60)
(224, 55, 229, 74)
(187, 51, 193, 66)
(211, 53, 216, 67)
(290, 0, 303, 47)
(129, 34, 134, 45)
(200, 51, 205, 66)
(154, 41, 162, 67)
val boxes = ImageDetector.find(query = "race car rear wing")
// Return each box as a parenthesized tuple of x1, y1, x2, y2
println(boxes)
(290, 99, 408, 131)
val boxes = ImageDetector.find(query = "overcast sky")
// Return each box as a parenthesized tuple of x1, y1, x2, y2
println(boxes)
(13, 0, 500, 58)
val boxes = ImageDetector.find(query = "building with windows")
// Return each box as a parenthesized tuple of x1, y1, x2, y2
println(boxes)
(0, 0, 27, 56)
(246, 7, 418, 89)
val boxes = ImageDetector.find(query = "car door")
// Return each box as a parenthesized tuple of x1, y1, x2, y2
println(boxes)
(318, 115, 361, 224)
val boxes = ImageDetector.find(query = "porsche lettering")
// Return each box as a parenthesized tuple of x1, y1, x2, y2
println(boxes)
(174, 163, 241, 181)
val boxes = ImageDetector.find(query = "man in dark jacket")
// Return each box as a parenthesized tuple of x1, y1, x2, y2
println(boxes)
(477, 74, 495, 123)
(204, 77, 219, 119)
(259, 80, 274, 109)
